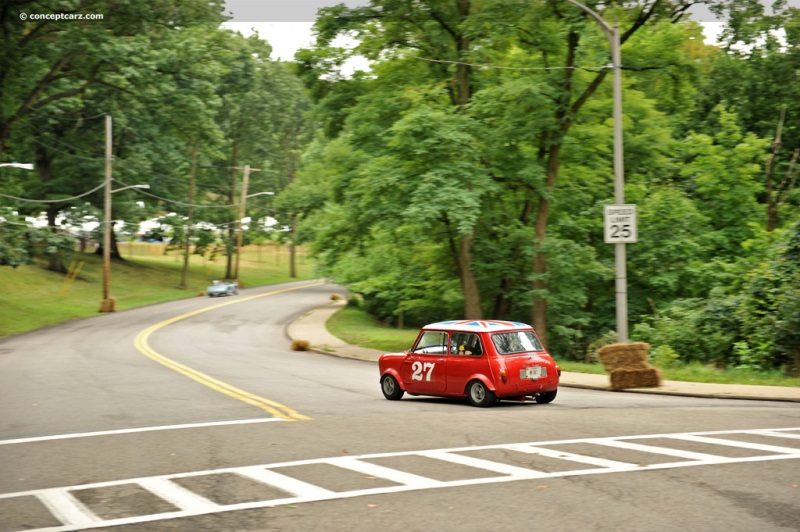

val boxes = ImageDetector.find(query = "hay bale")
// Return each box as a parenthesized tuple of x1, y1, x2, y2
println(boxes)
(610, 368, 662, 390)
(330, 293, 342, 301)
(291, 339, 310, 351)
(597, 342, 651, 371)
(597, 342, 662, 390)
(98, 298, 117, 313)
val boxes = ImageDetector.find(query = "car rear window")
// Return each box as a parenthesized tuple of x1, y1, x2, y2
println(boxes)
(491, 331, 544, 354)
(450, 332, 483, 356)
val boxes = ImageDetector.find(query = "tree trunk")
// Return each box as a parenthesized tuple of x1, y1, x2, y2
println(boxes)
(793, 348, 800, 377)
(94, 221, 124, 261)
(450, 0, 483, 319)
(766, 106, 786, 232)
(532, 144, 562, 349)
(289, 215, 297, 278)
(459, 232, 482, 319)
(45, 206, 69, 273)
(34, 147, 69, 273)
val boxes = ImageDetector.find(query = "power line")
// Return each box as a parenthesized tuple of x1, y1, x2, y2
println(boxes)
(0, 174, 273, 209)
(416, 56, 611, 72)
(114, 178, 256, 209)
(0, 181, 106, 203)
(30, 138, 104, 161)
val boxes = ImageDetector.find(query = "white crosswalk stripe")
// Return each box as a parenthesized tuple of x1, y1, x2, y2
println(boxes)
(2, 427, 799, 532)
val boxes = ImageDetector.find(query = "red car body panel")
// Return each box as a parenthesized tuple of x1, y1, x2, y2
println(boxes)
(379, 320, 560, 404)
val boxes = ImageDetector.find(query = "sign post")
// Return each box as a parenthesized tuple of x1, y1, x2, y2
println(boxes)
(566, 0, 630, 343)
(604, 203, 636, 343)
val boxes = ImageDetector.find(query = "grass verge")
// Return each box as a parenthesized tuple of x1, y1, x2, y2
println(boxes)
(327, 306, 800, 387)
(0, 245, 315, 338)
(327, 306, 419, 353)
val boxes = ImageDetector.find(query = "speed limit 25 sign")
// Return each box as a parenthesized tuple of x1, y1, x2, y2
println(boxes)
(604, 204, 637, 243)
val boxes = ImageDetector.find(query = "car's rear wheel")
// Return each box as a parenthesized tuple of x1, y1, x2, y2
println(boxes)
(535, 389, 557, 404)
(466, 380, 496, 407)
(381, 375, 404, 400)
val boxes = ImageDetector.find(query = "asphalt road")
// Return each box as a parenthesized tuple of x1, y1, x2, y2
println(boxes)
(1, 280, 798, 532)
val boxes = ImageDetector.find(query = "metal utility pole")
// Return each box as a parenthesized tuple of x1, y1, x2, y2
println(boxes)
(566, 0, 629, 342)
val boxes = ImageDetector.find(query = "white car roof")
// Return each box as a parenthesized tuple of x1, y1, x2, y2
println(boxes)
(423, 320, 533, 333)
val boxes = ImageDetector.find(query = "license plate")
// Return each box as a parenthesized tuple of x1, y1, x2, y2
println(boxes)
(521, 366, 546, 379)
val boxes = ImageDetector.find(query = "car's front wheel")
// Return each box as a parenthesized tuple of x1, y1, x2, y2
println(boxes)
(535, 389, 558, 404)
(466, 380, 496, 407)
(381, 374, 404, 400)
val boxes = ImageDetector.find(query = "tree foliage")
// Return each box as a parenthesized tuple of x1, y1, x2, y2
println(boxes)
(2, 0, 797, 374)
(1, 3, 310, 280)
(282, 0, 799, 372)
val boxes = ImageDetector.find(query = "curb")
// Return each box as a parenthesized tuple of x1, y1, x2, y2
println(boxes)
(287, 302, 800, 403)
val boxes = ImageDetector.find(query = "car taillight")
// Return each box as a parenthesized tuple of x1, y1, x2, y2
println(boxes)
(556, 365, 562, 376)
(500, 369, 508, 384)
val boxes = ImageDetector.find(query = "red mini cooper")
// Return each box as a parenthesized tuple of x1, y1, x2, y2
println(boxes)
(379, 320, 560, 407)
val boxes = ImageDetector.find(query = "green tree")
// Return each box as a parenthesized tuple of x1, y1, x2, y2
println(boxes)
(298, 0, 739, 347)
(1, 1, 228, 272)
(678, 105, 768, 256)
(735, 219, 800, 373)
(0, 0, 226, 159)
(692, 2, 800, 231)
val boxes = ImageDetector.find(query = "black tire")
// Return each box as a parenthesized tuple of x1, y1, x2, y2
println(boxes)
(466, 380, 496, 407)
(535, 389, 558, 404)
(381, 374, 404, 400)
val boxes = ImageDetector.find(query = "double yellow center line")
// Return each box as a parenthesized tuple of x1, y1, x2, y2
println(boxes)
(134, 283, 325, 421)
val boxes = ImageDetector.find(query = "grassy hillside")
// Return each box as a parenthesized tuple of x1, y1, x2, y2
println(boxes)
(0, 243, 315, 338)
(326, 306, 800, 387)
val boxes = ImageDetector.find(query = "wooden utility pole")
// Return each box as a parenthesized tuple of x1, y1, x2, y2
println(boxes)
(100, 114, 115, 312)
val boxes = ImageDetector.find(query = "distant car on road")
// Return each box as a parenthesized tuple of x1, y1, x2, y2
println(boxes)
(206, 280, 239, 297)
(379, 320, 560, 407)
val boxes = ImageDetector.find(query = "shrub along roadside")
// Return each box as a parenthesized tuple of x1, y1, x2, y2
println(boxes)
(326, 306, 800, 388)
(0, 250, 315, 338)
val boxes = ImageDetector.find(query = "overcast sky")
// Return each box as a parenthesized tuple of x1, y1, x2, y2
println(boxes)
(220, 0, 796, 61)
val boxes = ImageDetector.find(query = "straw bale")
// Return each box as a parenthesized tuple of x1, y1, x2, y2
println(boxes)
(98, 298, 117, 312)
(610, 368, 662, 390)
(597, 342, 662, 389)
(596, 343, 651, 371)
(291, 339, 310, 351)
